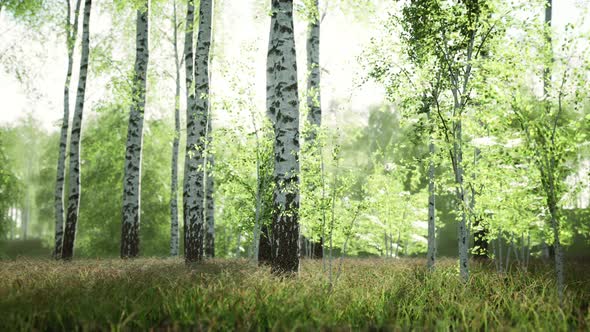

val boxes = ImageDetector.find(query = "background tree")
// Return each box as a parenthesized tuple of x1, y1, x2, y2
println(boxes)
(121, 1, 150, 259)
(54, 0, 82, 259)
(184, 0, 213, 263)
(168, 0, 183, 257)
(61, 0, 92, 260)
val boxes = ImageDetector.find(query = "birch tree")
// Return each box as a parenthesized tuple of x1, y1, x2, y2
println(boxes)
(61, 0, 92, 260)
(121, 1, 149, 258)
(398, 0, 496, 280)
(182, 0, 195, 259)
(508, 0, 585, 304)
(184, 0, 212, 263)
(204, 153, 215, 257)
(303, 0, 324, 259)
(169, 0, 182, 257)
(267, 0, 300, 274)
(426, 109, 436, 269)
(201, 0, 215, 259)
(54, 0, 81, 259)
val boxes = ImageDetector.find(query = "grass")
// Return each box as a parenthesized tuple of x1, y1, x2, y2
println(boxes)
(0, 257, 588, 331)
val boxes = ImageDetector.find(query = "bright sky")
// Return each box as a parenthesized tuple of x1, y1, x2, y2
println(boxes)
(0, 0, 588, 131)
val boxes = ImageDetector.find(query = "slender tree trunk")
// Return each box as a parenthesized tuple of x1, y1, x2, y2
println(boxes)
(204, 154, 215, 258)
(305, 0, 323, 259)
(23, 184, 30, 240)
(61, 0, 92, 260)
(384, 232, 389, 257)
(498, 229, 503, 273)
(505, 232, 513, 270)
(525, 232, 531, 269)
(54, 0, 82, 259)
(184, 0, 212, 263)
(548, 183, 564, 301)
(520, 232, 526, 268)
(389, 233, 394, 257)
(121, 3, 149, 259)
(258, 223, 273, 264)
(471, 148, 488, 260)
(511, 233, 520, 265)
(235, 231, 242, 257)
(266, 0, 300, 274)
(182, 0, 195, 259)
(395, 229, 401, 258)
(492, 240, 499, 272)
(454, 116, 469, 280)
(203, 87, 214, 258)
(250, 113, 266, 262)
(543, 0, 564, 303)
(251, 130, 262, 261)
(543, 0, 552, 100)
(427, 111, 436, 270)
(9, 206, 14, 240)
(204, 0, 217, 260)
(169, 0, 181, 257)
(543, 0, 558, 259)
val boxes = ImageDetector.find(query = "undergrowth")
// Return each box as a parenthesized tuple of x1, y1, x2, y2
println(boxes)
(0, 258, 588, 331)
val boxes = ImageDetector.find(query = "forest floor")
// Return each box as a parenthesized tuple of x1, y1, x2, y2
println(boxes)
(0, 257, 588, 331)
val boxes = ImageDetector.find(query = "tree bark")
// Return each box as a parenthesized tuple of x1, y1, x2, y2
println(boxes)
(548, 172, 564, 301)
(427, 112, 436, 269)
(121, 3, 149, 259)
(305, 0, 323, 259)
(182, 0, 195, 259)
(170, 0, 181, 257)
(471, 148, 488, 260)
(266, 0, 300, 274)
(184, 0, 212, 263)
(61, 0, 91, 260)
(258, 223, 273, 264)
(9, 206, 14, 240)
(311, 235, 323, 259)
(454, 116, 469, 280)
(204, 154, 215, 258)
(54, 0, 82, 259)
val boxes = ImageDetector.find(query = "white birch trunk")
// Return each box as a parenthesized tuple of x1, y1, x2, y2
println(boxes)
(182, 0, 195, 259)
(169, 0, 181, 257)
(305, 0, 323, 259)
(61, 0, 92, 260)
(204, 153, 215, 258)
(184, 0, 212, 263)
(54, 0, 81, 259)
(267, 0, 300, 274)
(543, 0, 564, 303)
(121, 3, 149, 258)
(427, 111, 436, 270)
(306, 0, 321, 134)
(454, 114, 469, 280)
